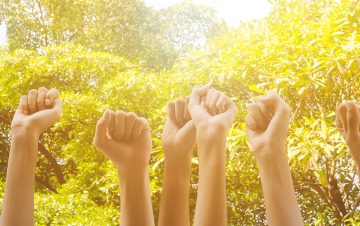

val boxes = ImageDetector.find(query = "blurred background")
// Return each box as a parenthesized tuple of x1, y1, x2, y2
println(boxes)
(0, 0, 359, 225)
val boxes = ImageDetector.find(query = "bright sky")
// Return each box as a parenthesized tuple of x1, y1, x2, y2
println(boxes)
(0, 24, 6, 45)
(0, 1, 272, 45)
(145, 0, 272, 27)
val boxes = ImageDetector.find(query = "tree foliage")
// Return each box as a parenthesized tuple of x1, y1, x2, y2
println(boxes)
(0, 0, 224, 68)
(0, 0, 359, 225)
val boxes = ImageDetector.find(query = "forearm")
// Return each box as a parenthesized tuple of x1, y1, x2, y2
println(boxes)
(349, 146, 360, 176)
(158, 159, 191, 226)
(255, 149, 303, 226)
(117, 167, 155, 226)
(194, 135, 227, 226)
(1, 132, 38, 226)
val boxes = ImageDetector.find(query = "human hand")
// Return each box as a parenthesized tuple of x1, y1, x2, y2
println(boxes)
(245, 91, 290, 158)
(162, 98, 196, 162)
(93, 110, 152, 170)
(336, 101, 360, 163)
(11, 87, 62, 138)
(188, 86, 238, 139)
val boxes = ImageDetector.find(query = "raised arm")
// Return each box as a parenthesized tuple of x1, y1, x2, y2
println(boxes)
(336, 101, 360, 175)
(0, 88, 62, 226)
(245, 90, 303, 226)
(188, 86, 237, 226)
(93, 110, 154, 226)
(158, 98, 196, 226)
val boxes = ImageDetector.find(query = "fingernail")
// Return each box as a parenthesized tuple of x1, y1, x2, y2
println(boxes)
(45, 99, 50, 105)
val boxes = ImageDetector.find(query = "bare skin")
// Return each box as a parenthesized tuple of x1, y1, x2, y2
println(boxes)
(245, 90, 303, 226)
(0, 88, 62, 226)
(158, 97, 196, 226)
(189, 86, 238, 226)
(336, 101, 360, 175)
(93, 110, 155, 226)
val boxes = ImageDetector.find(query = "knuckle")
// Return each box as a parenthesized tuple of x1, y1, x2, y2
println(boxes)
(346, 103, 357, 113)
(175, 98, 185, 105)
(29, 89, 37, 95)
(38, 87, 48, 92)
(139, 117, 148, 124)
(168, 100, 175, 106)
(127, 112, 137, 119)
(116, 110, 125, 117)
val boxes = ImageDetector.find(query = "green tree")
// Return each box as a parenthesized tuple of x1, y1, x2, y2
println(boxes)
(0, 0, 360, 225)
(0, 0, 225, 68)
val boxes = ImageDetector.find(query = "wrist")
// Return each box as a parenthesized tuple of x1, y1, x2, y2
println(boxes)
(197, 140, 226, 166)
(164, 159, 192, 182)
(11, 125, 40, 140)
(117, 165, 149, 185)
(10, 131, 39, 161)
(255, 148, 294, 185)
(252, 139, 287, 159)
(196, 125, 228, 142)
(164, 149, 193, 166)
(348, 144, 360, 163)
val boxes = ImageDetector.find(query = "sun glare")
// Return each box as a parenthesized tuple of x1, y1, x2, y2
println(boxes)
(145, 0, 272, 27)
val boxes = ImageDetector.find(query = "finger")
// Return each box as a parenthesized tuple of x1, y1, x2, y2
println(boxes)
(336, 103, 345, 132)
(37, 87, 48, 110)
(257, 90, 284, 112)
(124, 112, 137, 141)
(256, 100, 272, 125)
(216, 94, 226, 114)
(175, 98, 186, 126)
(258, 91, 291, 133)
(208, 90, 221, 115)
(184, 96, 191, 121)
(45, 88, 59, 106)
(215, 94, 226, 114)
(114, 110, 126, 141)
(205, 88, 214, 108)
(94, 110, 111, 149)
(358, 106, 360, 132)
(201, 96, 206, 109)
(201, 100, 206, 108)
(27, 99, 62, 134)
(245, 114, 257, 130)
(51, 99, 63, 119)
(177, 120, 196, 142)
(345, 101, 359, 138)
(108, 110, 116, 138)
(337, 103, 348, 134)
(246, 103, 267, 130)
(132, 117, 148, 139)
(167, 101, 176, 123)
(27, 89, 38, 113)
(188, 85, 210, 123)
(218, 95, 238, 126)
(189, 85, 209, 108)
(17, 95, 28, 114)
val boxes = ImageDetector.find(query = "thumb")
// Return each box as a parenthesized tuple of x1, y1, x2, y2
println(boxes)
(94, 110, 112, 149)
(261, 92, 291, 135)
(189, 85, 209, 107)
(188, 85, 210, 123)
(218, 96, 238, 127)
(177, 120, 196, 141)
(28, 99, 63, 133)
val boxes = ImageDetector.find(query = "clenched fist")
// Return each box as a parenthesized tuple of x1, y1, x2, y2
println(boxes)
(245, 90, 290, 157)
(162, 97, 196, 162)
(94, 110, 152, 170)
(11, 87, 62, 138)
(336, 101, 360, 163)
(188, 86, 238, 140)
